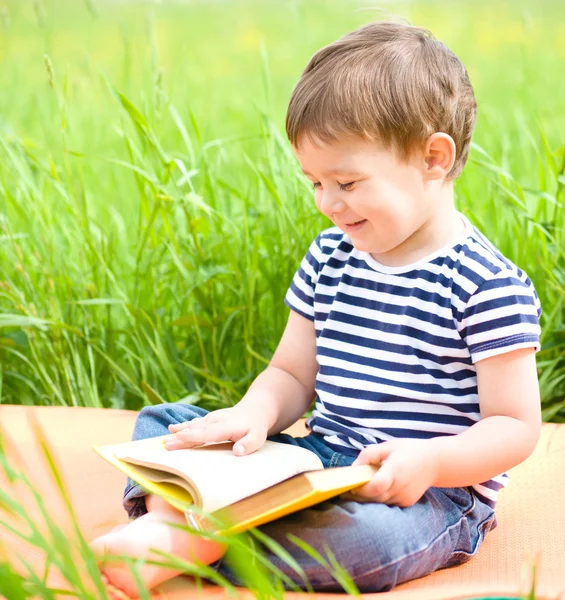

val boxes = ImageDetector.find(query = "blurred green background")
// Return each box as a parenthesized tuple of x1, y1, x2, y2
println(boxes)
(0, 0, 564, 418)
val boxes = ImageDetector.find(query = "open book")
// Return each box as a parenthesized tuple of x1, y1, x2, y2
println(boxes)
(95, 436, 377, 535)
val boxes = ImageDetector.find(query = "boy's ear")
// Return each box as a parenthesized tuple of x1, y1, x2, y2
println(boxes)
(423, 133, 456, 180)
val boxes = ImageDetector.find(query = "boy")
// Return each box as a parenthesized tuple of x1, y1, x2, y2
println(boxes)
(93, 20, 542, 598)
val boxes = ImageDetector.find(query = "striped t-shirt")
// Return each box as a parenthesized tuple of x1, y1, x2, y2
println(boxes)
(284, 215, 541, 507)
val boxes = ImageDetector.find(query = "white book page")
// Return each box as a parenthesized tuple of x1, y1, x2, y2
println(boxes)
(113, 438, 324, 513)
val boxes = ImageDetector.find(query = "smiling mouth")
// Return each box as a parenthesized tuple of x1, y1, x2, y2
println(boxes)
(346, 219, 366, 226)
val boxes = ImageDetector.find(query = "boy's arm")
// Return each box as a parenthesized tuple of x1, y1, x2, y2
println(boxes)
(427, 346, 541, 487)
(237, 309, 318, 436)
(352, 347, 541, 506)
(167, 309, 318, 454)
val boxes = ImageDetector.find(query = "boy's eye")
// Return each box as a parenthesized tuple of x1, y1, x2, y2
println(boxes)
(311, 182, 355, 191)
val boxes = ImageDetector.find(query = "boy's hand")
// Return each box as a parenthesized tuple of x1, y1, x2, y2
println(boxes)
(165, 406, 271, 456)
(350, 438, 440, 507)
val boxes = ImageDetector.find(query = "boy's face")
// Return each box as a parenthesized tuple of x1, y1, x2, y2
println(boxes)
(292, 133, 441, 263)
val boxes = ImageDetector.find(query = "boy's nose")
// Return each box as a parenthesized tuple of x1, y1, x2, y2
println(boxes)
(318, 192, 346, 217)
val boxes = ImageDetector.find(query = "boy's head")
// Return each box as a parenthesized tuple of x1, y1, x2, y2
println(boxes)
(286, 20, 477, 181)
(286, 21, 477, 264)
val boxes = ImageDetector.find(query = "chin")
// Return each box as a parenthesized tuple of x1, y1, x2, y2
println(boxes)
(349, 237, 388, 253)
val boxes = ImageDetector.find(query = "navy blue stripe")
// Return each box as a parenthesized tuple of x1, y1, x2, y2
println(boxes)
(456, 292, 538, 322)
(471, 232, 517, 277)
(318, 270, 469, 307)
(345, 257, 476, 304)
(440, 247, 500, 278)
(319, 328, 473, 367)
(418, 261, 486, 295)
(303, 253, 320, 277)
(316, 417, 456, 446)
(326, 253, 351, 272)
(469, 334, 539, 356)
(332, 290, 455, 330)
(318, 364, 477, 398)
(312, 416, 385, 446)
(461, 312, 539, 338)
(315, 380, 479, 413)
(475, 274, 528, 291)
(316, 346, 476, 382)
(479, 479, 505, 492)
(376, 427, 456, 439)
(316, 401, 468, 440)
(287, 282, 313, 310)
(320, 437, 380, 455)
(325, 309, 467, 351)
(321, 231, 347, 243)
(472, 490, 496, 509)
(284, 298, 314, 322)
(321, 399, 477, 428)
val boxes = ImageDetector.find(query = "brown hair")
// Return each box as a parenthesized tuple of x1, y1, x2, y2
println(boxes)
(285, 20, 477, 180)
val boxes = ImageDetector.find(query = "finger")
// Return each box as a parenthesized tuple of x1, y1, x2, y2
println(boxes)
(352, 460, 395, 500)
(165, 422, 238, 450)
(385, 486, 423, 508)
(352, 442, 392, 467)
(169, 414, 209, 432)
(169, 419, 200, 432)
(233, 427, 267, 456)
(339, 491, 377, 504)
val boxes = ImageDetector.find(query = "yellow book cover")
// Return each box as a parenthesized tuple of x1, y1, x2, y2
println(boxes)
(95, 435, 376, 535)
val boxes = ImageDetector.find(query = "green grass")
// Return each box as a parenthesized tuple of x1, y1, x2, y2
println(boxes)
(0, 2, 564, 592)
(0, 0, 564, 416)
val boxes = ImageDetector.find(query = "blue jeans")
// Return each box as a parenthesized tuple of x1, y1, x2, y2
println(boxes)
(123, 404, 497, 593)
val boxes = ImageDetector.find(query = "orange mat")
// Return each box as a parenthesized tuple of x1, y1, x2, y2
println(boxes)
(0, 405, 564, 599)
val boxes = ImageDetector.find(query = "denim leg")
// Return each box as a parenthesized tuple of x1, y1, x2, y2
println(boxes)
(213, 486, 497, 593)
(121, 406, 497, 591)
(267, 430, 358, 468)
(123, 403, 210, 518)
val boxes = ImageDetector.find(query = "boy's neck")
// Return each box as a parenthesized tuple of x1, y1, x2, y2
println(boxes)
(370, 183, 464, 268)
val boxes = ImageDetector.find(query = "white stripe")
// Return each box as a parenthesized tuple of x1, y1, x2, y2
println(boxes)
(317, 410, 467, 435)
(317, 374, 476, 407)
(316, 401, 471, 433)
(457, 250, 502, 281)
(316, 278, 456, 320)
(329, 299, 462, 341)
(317, 392, 480, 420)
(330, 257, 468, 299)
(285, 290, 314, 319)
(319, 317, 471, 359)
(466, 283, 534, 309)
(317, 353, 477, 394)
(466, 239, 516, 275)
(460, 303, 539, 330)
(318, 336, 474, 377)
(472, 483, 499, 502)
(291, 269, 316, 299)
(319, 432, 372, 449)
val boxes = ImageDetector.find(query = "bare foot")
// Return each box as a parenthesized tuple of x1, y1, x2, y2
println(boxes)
(100, 574, 132, 600)
(90, 499, 227, 599)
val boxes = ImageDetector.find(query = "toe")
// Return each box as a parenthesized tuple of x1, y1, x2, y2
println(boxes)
(102, 576, 134, 600)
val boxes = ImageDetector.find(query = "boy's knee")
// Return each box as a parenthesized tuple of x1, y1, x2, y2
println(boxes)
(134, 403, 209, 438)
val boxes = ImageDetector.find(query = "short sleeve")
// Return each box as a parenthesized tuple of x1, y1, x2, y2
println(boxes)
(284, 233, 325, 321)
(458, 271, 542, 363)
